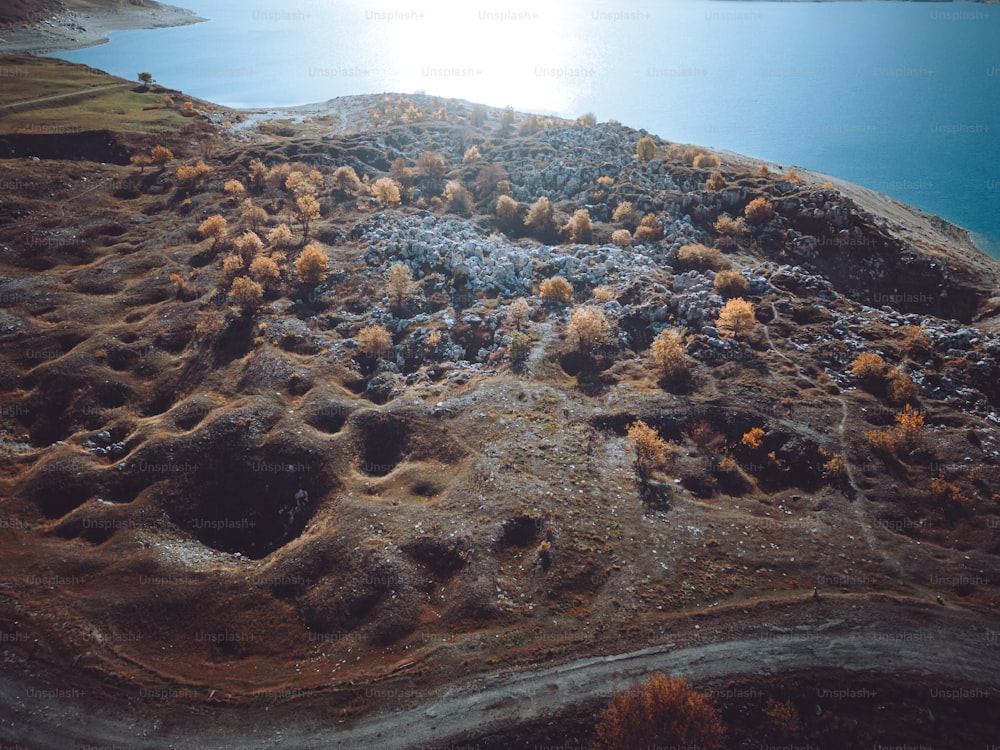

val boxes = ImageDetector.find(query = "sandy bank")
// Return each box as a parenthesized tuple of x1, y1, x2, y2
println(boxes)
(0, 1, 205, 55)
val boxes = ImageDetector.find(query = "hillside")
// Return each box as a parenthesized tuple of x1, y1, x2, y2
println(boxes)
(1, 56, 999, 748)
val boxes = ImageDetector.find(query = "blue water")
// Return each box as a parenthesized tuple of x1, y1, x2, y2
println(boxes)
(55, 0, 1000, 258)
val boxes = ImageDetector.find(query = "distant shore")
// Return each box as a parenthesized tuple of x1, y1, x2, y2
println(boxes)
(0, 1, 205, 56)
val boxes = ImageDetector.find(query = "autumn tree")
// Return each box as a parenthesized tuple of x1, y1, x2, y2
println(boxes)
(524, 196, 556, 240)
(176, 160, 213, 187)
(387, 263, 415, 313)
(507, 297, 531, 329)
(229, 276, 263, 315)
(713, 269, 750, 297)
(633, 213, 662, 243)
(494, 194, 520, 231)
(233, 230, 264, 263)
(635, 135, 656, 163)
(764, 698, 800, 738)
(651, 328, 690, 385)
(295, 243, 328, 285)
(508, 331, 531, 371)
(357, 324, 393, 359)
(706, 170, 726, 191)
(198, 214, 227, 247)
(625, 423, 676, 502)
(248, 158, 267, 193)
(224, 180, 246, 199)
(742, 427, 765, 450)
(266, 223, 294, 248)
(564, 208, 593, 244)
(539, 276, 573, 305)
(865, 403, 925, 458)
(744, 196, 775, 224)
(693, 152, 721, 169)
(331, 166, 362, 198)
(473, 163, 509, 202)
(443, 180, 473, 215)
(249, 256, 281, 292)
(150, 145, 173, 168)
(610, 229, 632, 248)
(851, 352, 886, 380)
(416, 151, 447, 194)
(714, 214, 748, 238)
(886, 368, 920, 406)
(568, 306, 610, 354)
(593, 673, 725, 750)
(716, 298, 757, 341)
(295, 194, 321, 240)
(612, 201, 637, 226)
(285, 169, 321, 198)
(240, 200, 268, 232)
(372, 177, 402, 206)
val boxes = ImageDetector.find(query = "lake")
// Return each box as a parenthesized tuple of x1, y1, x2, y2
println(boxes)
(55, 0, 1000, 258)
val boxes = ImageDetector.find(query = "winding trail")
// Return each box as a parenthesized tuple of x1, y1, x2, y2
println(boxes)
(2, 617, 998, 749)
(762, 299, 880, 552)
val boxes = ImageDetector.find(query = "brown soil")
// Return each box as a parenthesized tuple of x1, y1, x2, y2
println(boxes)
(1, 59, 999, 748)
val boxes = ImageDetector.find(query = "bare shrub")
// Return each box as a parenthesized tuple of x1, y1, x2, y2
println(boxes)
(507, 297, 531, 329)
(714, 214, 748, 237)
(677, 243, 727, 271)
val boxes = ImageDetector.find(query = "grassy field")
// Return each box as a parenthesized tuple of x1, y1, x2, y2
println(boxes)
(0, 54, 199, 133)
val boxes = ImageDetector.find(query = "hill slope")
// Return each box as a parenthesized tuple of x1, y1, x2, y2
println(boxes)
(1, 58, 999, 747)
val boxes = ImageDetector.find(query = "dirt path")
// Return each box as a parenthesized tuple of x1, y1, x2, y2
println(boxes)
(2, 614, 998, 749)
(762, 300, 880, 552)
(0, 82, 129, 111)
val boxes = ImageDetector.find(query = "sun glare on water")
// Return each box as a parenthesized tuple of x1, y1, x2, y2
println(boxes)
(310, 0, 591, 115)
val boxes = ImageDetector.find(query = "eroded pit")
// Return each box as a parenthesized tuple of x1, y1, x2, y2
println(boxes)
(354, 410, 408, 476)
(160, 441, 333, 559)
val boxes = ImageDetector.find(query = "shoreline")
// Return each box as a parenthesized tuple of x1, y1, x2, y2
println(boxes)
(0, 1, 206, 56)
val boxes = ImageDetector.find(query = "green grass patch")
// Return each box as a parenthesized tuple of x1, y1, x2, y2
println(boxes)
(0, 55, 119, 106)
(0, 54, 196, 134)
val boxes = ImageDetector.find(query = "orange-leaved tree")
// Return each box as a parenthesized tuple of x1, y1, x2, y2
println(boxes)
(593, 672, 725, 750)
